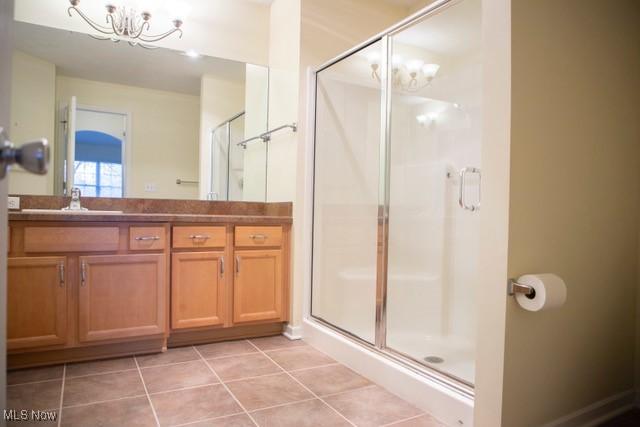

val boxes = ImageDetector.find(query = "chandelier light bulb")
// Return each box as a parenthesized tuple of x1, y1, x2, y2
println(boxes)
(391, 55, 403, 70)
(366, 51, 381, 67)
(406, 59, 425, 74)
(422, 63, 440, 80)
(166, 0, 191, 22)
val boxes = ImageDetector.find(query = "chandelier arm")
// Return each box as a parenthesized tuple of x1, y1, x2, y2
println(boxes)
(68, 6, 114, 34)
(138, 28, 183, 43)
(131, 20, 150, 40)
(107, 13, 124, 36)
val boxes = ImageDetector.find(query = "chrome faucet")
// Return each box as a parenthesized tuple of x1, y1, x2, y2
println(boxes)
(63, 187, 87, 211)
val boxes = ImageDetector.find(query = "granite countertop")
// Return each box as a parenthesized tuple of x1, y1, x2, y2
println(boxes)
(8, 211, 292, 224)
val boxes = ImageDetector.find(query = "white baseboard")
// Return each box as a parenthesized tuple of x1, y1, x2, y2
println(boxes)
(542, 390, 635, 427)
(282, 323, 303, 340)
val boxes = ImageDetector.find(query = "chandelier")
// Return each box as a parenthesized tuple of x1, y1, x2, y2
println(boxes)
(368, 53, 440, 92)
(67, 0, 187, 49)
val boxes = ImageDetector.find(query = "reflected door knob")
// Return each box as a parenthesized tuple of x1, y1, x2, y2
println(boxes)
(0, 127, 49, 179)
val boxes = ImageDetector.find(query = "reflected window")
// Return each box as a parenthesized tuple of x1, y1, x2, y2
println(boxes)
(74, 129, 123, 197)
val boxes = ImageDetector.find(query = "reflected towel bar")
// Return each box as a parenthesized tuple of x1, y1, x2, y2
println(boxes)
(237, 122, 297, 148)
(176, 178, 198, 185)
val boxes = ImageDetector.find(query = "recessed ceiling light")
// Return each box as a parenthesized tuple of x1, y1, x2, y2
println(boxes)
(184, 49, 200, 58)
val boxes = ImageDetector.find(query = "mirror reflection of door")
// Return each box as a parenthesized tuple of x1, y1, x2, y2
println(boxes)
(72, 108, 126, 198)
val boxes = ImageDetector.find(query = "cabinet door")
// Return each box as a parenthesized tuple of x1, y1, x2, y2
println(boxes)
(172, 251, 226, 329)
(78, 254, 166, 343)
(233, 249, 283, 324)
(8, 257, 67, 350)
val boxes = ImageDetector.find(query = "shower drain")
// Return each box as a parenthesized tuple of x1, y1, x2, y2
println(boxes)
(423, 356, 444, 364)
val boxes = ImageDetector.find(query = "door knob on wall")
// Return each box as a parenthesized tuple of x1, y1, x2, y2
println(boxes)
(0, 127, 49, 179)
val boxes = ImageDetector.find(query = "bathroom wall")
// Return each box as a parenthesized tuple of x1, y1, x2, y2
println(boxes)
(198, 75, 245, 200)
(8, 51, 56, 195)
(14, 0, 271, 65)
(502, 1, 640, 425)
(57, 75, 201, 200)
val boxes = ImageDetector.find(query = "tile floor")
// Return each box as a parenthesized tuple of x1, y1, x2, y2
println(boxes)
(6, 335, 444, 427)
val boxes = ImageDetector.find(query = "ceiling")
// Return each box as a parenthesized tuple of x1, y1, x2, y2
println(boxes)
(393, 0, 481, 56)
(14, 22, 248, 96)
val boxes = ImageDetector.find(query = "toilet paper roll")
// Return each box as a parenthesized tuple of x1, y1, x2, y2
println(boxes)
(515, 273, 567, 312)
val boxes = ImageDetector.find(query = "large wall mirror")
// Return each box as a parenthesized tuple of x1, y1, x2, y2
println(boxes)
(9, 21, 270, 201)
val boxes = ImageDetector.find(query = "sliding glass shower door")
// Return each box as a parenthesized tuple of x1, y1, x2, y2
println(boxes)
(311, 0, 481, 388)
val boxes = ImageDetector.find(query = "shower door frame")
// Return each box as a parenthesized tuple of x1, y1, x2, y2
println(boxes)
(308, 0, 474, 397)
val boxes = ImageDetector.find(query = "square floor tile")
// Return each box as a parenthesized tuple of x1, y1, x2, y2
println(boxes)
(267, 346, 334, 371)
(63, 370, 146, 407)
(60, 396, 156, 427)
(150, 384, 242, 426)
(196, 340, 258, 359)
(290, 364, 371, 396)
(66, 357, 137, 378)
(141, 360, 218, 393)
(225, 373, 312, 411)
(7, 380, 61, 411)
(250, 399, 351, 427)
(207, 353, 281, 382)
(7, 365, 64, 385)
(185, 413, 255, 427)
(249, 335, 306, 352)
(136, 346, 200, 368)
(324, 385, 423, 427)
(387, 414, 446, 426)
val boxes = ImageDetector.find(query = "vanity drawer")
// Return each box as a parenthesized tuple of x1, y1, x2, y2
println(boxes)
(235, 226, 283, 247)
(24, 227, 120, 253)
(129, 227, 166, 251)
(172, 226, 226, 249)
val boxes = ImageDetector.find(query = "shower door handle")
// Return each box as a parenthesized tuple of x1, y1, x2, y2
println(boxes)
(459, 167, 481, 212)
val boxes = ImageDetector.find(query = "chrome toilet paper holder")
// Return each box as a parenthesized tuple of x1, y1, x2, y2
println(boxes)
(507, 279, 536, 298)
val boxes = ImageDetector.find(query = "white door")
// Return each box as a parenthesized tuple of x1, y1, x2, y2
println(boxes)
(0, 0, 14, 411)
(65, 96, 77, 195)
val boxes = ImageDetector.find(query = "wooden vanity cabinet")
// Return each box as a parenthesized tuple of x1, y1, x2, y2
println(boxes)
(7, 256, 68, 350)
(232, 226, 289, 324)
(171, 251, 226, 329)
(233, 249, 283, 323)
(78, 254, 166, 342)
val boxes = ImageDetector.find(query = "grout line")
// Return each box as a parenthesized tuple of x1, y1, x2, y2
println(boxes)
(170, 410, 248, 427)
(147, 382, 220, 396)
(64, 367, 140, 380)
(245, 339, 357, 427)
(7, 377, 65, 387)
(192, 345, 260, 427)
(320, 384, 378, 399)
(57, 364, 66, 427)
(246, 397, 318, 414)
(221, 371, 285, 385)
(136, 358, 202, 370)
(288, 362, 341, 373)
(200, 351, 261, 361)
(62, 394, 149, 409)
(134, 356, 161, 427)
(381, 413, 428, 426)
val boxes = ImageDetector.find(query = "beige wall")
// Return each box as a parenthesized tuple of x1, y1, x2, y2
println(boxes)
(57, 76, 201, 200)
(502, 1, 640, 425)
(198, 75, 245, 200)
(8, 51, 56, 195)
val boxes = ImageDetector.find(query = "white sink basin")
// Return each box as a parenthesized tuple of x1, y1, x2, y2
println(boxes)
(21, 208, 124, 215)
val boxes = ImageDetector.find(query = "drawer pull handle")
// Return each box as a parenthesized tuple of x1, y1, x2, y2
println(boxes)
(220, 257, 225, 276)
(80, 261, 87, 286)
(249, 234, 267, 240)
(135, 236, 160, 241)
(189, 234, 210, 240)
(58, 264, 65, 287)
(235, 256, 240, 274)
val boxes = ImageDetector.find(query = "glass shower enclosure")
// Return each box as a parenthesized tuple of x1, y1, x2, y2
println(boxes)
(209, 112, 247, 201)
(311, 0, 481, 391)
